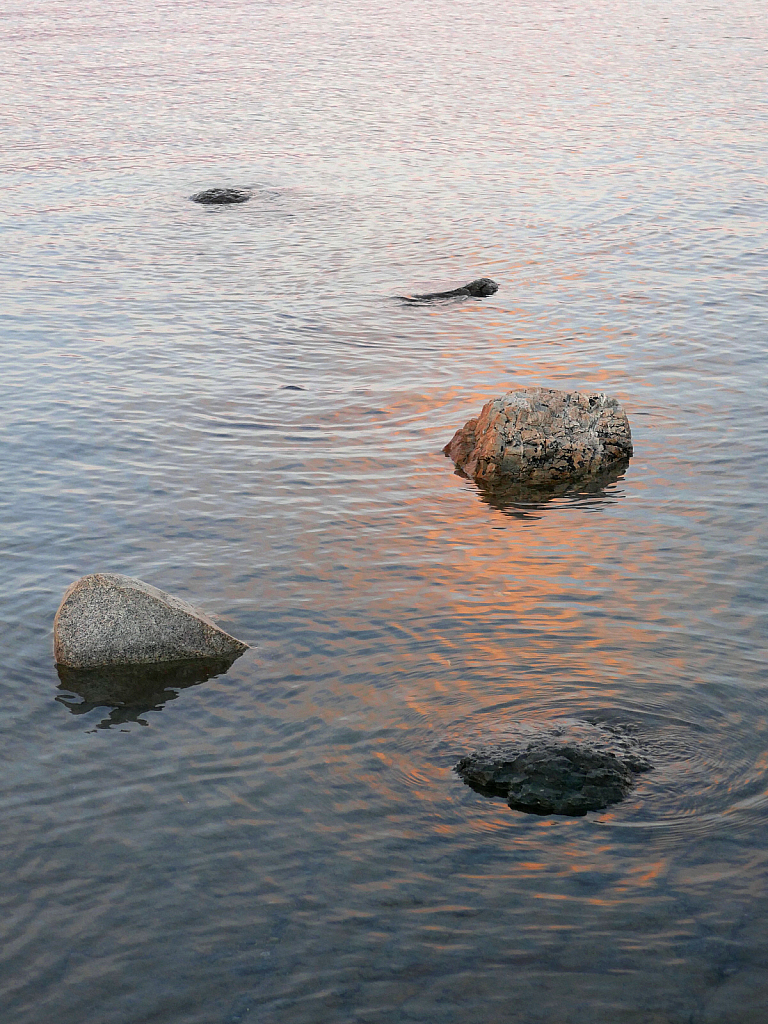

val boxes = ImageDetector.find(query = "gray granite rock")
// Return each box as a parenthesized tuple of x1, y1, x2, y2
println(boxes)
(443, 387, 632, 492)
(53, 573, 249, 668)
(455, 720, 651, 816)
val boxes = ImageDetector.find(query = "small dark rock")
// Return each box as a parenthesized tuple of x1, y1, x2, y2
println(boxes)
(401, 277, 499, 303)
(190, 188, 252, 205)
(455, 721, 652, 816)
(462, 277, 499, 297)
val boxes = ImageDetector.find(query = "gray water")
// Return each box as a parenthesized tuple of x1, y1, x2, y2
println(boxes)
(3, 1, 768, 1021)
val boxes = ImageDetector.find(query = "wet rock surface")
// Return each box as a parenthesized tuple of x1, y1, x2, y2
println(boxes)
(443, 387, 632, 493)
(455, 720, 652, 816)
(53, 573, 249, 668)
(401, 277, 499, 303)
(190, 187, 252, 205)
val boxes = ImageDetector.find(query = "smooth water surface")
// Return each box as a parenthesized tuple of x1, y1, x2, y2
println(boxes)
(2, 1, 768, 1021)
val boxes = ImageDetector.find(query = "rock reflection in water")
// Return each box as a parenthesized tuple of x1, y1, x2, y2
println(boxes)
(55, 656, 239, 730)
(472, 457, 631, 517)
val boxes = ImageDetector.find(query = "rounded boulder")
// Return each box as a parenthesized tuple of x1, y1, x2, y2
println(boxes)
(443, 387, 632, 491)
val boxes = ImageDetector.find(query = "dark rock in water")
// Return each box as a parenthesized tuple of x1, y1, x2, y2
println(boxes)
(190, 187, 252, 205)
(443, 387, 633, 495)
(455, 720, 652, 816)
(506, 746, 634, 815)
(401, 277, 499, 303)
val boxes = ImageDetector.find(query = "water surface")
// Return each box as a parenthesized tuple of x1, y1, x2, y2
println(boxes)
(2, 1, 768, 1021)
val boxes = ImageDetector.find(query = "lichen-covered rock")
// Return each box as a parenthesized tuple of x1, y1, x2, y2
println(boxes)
(443, 387, 632, 491)
(190, 188, 252, 205)
(53, 573, 249, 668)
(455, 721, 651, 816)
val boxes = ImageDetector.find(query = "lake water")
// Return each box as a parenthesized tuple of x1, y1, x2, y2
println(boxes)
(3, 0, 768, 1021)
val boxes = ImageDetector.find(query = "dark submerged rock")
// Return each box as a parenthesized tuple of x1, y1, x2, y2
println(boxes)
(190, 187, 252, 205)
(455, 722, 652, 816)
(401, 277, 499, 303)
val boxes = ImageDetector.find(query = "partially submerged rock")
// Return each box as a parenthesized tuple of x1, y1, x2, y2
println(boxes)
(443, 387, 632, 493)
(190, 187, 252, 205)
(455, 720, 651, 816)
(54, 573, 249, 669)
(401, 277, 499, 303)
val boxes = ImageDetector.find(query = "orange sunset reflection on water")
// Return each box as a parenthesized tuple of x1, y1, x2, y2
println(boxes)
(236, 355, 768, 869)
(6, 0, 768, 1016)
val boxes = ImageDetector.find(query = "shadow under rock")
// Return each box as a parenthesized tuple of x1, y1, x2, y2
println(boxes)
(55, 656, 240, 730)
(471, 458, 631, 519)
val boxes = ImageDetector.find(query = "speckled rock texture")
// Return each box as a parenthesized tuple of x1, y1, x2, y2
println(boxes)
(53, 573, 249, 668)
(443, 387, 633, 491)
(455, 721, 651, 816)
(190, 187, 252, 205)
